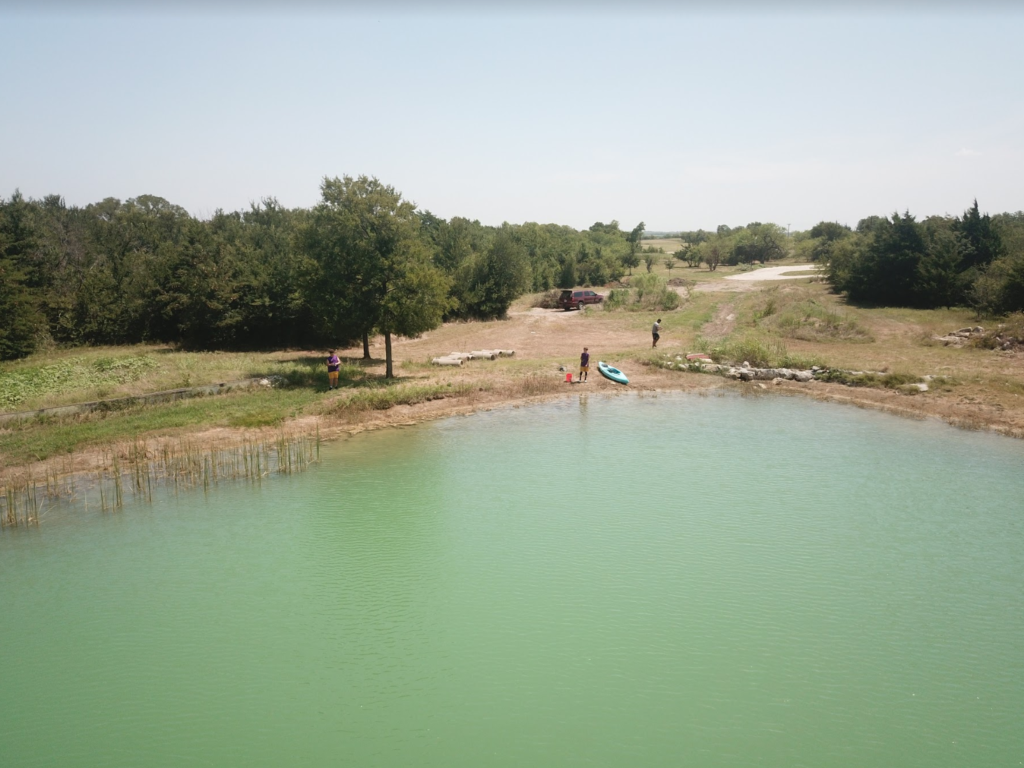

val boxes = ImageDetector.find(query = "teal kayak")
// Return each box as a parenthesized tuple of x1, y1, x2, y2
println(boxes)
(597, 361, 629, 385)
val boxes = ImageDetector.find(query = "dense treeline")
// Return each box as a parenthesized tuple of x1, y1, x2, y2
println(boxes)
(4, 181, 1022, 367)
(0, 178, 638, 366)
(804, 202, 1024, 313)
(670, 223, 789, 270)
(667, 203, 1024, 314)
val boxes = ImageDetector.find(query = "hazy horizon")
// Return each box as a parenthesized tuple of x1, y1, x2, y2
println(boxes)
(2, 4, 1021, 232)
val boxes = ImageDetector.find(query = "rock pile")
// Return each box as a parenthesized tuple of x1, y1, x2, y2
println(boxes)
(659, 356, 931, 391)
(659, 356, 814, 382)
(934, 326, 985, 347)
(432, 349, 515, 366)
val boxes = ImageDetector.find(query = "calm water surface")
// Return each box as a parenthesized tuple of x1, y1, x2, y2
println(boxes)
(2, 393, 1023, 767)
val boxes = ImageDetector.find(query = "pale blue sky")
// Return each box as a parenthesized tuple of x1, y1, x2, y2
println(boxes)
(2, 5, 1022, 231)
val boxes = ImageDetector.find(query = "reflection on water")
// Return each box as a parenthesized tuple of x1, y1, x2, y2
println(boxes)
(2, 393, 1023, 767)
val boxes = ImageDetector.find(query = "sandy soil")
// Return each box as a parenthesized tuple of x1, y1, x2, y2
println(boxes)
(725, 264, 822, 282)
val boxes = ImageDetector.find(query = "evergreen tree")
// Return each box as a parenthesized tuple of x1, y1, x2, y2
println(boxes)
(954, 199, 1003, 271)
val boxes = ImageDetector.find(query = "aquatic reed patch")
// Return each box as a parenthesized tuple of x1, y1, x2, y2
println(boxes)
(0, 429, 322, 529)
(0, 387, 321, 465)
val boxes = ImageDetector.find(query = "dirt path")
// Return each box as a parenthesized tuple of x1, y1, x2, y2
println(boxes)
(725, 264, 821, 282)
(700, 303, 737, 340)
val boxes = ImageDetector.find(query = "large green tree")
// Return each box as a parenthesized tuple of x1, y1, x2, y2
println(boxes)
(452, 224, 530, 319)
(625, 221, 645, 275)
(0, 192, 42, 359)
(954, 199, 1003, 271)
(0, 239, 41, 360)
(307, 176, 449, 378)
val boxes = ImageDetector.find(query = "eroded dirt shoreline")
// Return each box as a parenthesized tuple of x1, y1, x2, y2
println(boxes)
(4, 361, 1021, 489)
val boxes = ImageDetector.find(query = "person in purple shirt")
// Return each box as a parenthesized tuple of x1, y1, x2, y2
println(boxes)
(326, 350, 340, 390)
(579, 347, 590, 383)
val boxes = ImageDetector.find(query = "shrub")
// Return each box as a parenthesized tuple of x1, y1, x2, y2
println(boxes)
(604, 274, 680, 312)
(694, 335, 820, 369)
(533, 290, 563, 309)
(604, 288, 630, 310)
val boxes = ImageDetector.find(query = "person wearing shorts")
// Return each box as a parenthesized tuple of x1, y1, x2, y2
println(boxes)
(652, 319, 661, 348)
(326, 350, 340, 390)
(579, 347, 590, 382)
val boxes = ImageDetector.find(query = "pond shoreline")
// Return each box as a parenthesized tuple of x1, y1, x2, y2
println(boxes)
(3, 361, 1021, 497)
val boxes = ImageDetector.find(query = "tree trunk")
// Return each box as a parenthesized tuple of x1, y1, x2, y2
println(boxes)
(384, 331, 393, 378)
(362, 331, 370, 359)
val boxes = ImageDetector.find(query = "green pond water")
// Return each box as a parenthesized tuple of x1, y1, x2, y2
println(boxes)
(2, 392, 1023, 767)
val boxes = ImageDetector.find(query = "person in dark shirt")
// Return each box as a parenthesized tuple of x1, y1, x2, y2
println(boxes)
(579, 347, 590, 382)
(326, 350, 340, 390)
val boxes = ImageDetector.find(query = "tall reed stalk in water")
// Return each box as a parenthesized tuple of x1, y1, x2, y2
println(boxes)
(0, 424, 323, 529)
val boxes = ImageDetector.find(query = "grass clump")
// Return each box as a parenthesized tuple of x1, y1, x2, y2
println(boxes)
(772, 303, 872, 342)
(815, 370, 921, 389)
(751, 289, 872, 343)
(695, 335, 817, 369)
(325, 381, 474, 414)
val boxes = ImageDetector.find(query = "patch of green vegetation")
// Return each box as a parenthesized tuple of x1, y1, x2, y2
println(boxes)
(325, 382, 474, 414)
(0, 388, 320, 464)
(0, 354, 159, 410)
(603, 274, 680, 312)
(814, 370, 921, 389)
(773, 303, 872, 342)
(750, 289, 872, 343)
(694, 334, 821, 369)
(689, 302, 718, 330)
(929, 375, 960, 391)
(227, 409, 287, 428)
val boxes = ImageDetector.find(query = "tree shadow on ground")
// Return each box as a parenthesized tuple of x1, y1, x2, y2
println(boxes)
(261, 355, 397, 392)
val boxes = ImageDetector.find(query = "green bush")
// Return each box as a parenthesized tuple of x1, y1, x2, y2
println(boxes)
(604, 288, 630, 310)
(694, 335, 821, 369)
(603, 274, 680, 312)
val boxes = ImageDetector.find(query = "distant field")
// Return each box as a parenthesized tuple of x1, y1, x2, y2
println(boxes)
(640, 238, 685, 254)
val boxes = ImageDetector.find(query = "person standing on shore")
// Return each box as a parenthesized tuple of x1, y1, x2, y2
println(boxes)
(326, 350, 340, 390)
(652, 319, 661, 348)
(579, 347, 590, 383)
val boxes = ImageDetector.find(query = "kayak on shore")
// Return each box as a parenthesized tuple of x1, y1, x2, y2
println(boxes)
(598, 361, 629, 385)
